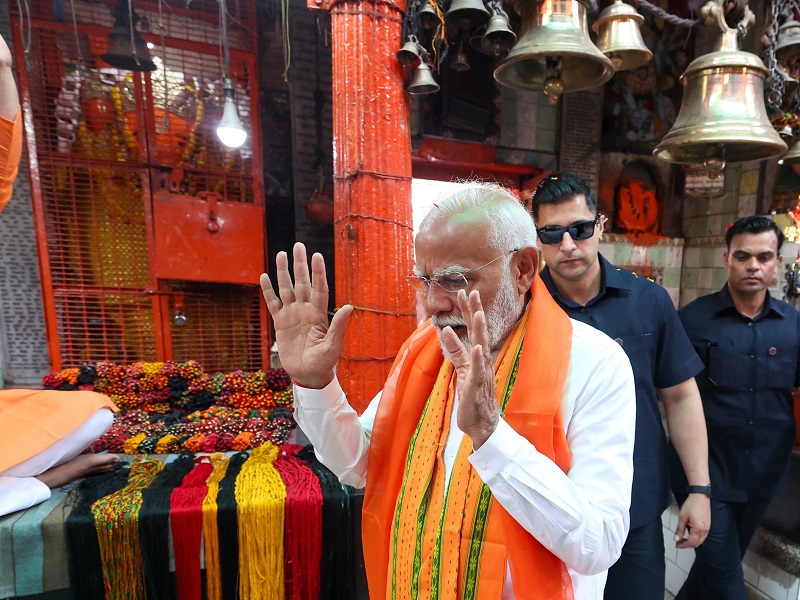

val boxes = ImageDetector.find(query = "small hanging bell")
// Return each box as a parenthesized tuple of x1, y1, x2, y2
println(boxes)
(653, 3, 787, 173)
(481, 4, 516, 56)
(592, 0, 652, 71)
(451, 41, 470, 71)
(418, 1, 440, 31)
(776, 20, 800, 65)
(445, 0, 490, 31)
(781, 138, 800, 164)
(397, 38, 423, 67)
(101, 0, 156, 72)
(408, 61, 441, 95)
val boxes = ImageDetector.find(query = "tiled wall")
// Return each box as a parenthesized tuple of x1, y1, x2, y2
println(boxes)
(663, 503, 800, 600)
(599, 235, 684, 307)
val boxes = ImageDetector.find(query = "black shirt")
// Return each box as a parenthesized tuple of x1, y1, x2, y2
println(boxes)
(542, 254, 703, 527)
(673, 285, 800, 502)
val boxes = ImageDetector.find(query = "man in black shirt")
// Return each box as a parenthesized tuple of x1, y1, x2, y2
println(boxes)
(672, 215, 800, 599)
(532, 172, 710, 600)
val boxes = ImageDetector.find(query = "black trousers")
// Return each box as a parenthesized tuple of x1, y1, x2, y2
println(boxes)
(674, 496, 772, 600)
(604, 515, 665, 600)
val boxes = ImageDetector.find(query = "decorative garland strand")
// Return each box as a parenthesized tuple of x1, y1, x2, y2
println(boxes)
(217, 452, 249, 600)
(202, 455, 230, 600)
(274, 443, 324, 600)
(64, 462, 131, 600)
(235, 443, 287, 600)
(295, 445, 356, 599)
(171, 458, 214, 600)
(91, 458, 165, 600)
(138, 453, 196, 600)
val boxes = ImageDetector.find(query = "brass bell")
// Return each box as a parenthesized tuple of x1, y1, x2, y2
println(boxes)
(494, 0, 614, 104)
(397, 38, 423, 67)
(592, 0, 652, 71)
(418, 1, 440, 31)
(408, 61, 441, 95)
(481, 4, 517, 56)
(470, 26, 493, 55)
(445, 0, 490, 31)
(781, 139, 800, 164)
(653, 21, 787, 174)
(776, 20, 800, 65)
(451, 41, 470, 71)
(101, 0, 156, 72)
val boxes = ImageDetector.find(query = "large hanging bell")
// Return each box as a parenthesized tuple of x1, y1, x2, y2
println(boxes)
(445, 0, 490, 31)
(408, 61, 441, 95)
(494, 0, 614, 104)
(101, 0, 156, 72)
(481, 8, 517, 56)
(592, 0, 652, 71)
(418, 1, 440, 31)
(653, 26, 787, 174)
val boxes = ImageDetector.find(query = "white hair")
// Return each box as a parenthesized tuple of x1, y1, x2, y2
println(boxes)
(418, 182, 538, 251)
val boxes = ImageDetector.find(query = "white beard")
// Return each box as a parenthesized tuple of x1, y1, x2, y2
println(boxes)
(432, 268, 522, 360)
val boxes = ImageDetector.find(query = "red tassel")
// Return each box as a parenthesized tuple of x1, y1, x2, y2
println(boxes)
(275, 444, 324, 600)
(170, 460, 214, 600)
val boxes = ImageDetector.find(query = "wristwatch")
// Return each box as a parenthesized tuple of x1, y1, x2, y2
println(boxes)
(687, 484, 712, 497)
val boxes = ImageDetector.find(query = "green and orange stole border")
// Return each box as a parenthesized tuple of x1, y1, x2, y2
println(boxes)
(362, 277, 575, 600)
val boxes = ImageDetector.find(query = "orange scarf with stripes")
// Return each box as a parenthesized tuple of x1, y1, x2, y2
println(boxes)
(362, 276, 574, 600)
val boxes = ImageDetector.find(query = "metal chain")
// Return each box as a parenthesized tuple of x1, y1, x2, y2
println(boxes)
(628, 0, 700, 29)
(763, 0, 787, 111)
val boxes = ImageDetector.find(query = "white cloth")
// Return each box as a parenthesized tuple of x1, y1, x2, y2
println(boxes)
(0, 408, 114, 517)
(294, 319, 636, 600)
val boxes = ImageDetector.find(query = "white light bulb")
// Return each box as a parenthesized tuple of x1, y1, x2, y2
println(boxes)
(216, 82, 247, 148)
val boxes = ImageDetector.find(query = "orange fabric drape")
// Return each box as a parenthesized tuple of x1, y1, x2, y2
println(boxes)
(0, 111, 22, 215)
(0, 389, 117, 472)
(362, 277, 574, 599)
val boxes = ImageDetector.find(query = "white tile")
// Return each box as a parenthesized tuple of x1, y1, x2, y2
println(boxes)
(665, 560, 688, 596)
(631, 245, 648, 266)
(758, 558, 797, 600)
(787, 576, 799, 600)
(663, 527, 678, 563)
(675, 547, 696, 573)
(698, 268, 713, 288)
(708, 214, 723, 236)
(743, 549, 762, 586)
(684, 247, 700, 268)
(661, 509, 671, 529)
(669, 505, 680, 531)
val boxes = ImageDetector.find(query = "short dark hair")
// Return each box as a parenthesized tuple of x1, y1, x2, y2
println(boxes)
(530, 172, 598, 220)
(725, 216, 784, 252)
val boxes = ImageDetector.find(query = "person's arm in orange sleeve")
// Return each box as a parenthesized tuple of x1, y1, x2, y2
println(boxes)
(0, 32, 22, 216)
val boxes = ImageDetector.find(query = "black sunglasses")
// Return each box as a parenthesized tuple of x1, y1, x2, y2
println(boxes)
(536, 215, 600, 245)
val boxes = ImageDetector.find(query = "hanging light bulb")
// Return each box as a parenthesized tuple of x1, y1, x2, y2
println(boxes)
(217, 78, 247, 148)
(216, 0, 246, 148)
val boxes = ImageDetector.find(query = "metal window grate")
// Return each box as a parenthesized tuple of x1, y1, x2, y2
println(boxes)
(13, 0, 267, 371)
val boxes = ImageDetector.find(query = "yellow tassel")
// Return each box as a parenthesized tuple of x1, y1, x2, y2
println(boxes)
(235, 443, 287, 600)
(202, 454, 229, 600)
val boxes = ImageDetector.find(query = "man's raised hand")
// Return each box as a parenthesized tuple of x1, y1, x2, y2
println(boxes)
(260, 242, 352, 389)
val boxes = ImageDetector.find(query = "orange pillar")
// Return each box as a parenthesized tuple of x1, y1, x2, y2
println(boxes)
(324, 0, 416, 413)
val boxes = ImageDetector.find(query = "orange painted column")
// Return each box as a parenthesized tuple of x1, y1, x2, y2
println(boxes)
(326, 0, 416, 413)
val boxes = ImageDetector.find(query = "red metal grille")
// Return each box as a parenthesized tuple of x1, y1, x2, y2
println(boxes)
(166, 282, 263, 372)
(14, 0, 267, 371)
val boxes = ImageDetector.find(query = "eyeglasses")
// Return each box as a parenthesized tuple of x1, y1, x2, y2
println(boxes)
(405, 248, 519, 296)
(536, 215, 600, 245)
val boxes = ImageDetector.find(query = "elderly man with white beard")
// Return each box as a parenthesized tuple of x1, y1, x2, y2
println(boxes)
(260, 183, 636, 600)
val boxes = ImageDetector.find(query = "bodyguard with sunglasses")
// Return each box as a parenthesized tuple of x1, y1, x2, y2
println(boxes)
(532, 173, 710, 600)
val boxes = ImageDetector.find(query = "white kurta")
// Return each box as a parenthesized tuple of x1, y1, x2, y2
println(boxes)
(294, 319, 636, 600)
